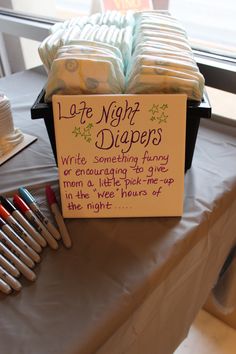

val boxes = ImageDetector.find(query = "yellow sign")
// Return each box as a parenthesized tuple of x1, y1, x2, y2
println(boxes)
(52, 94, 187, 218)
(102, 0, 153, 11)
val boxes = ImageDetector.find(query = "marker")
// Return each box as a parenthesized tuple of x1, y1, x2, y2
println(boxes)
(46, 185, 72, 248)
(0, 204, 42, 254)
(0, 228, 35, 269)
(0, 278, 11, 294)
(0, 217, 40, 264)
(0, 254, 20, 278)
(0, 196, 47, 247)
(13, 195, 59, 250)
(0, 242, 36, 281)
(18, 187, 61, 240)
(0, 266, 22, 291)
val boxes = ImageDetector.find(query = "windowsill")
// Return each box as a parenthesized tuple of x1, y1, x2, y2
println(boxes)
(206, 86, 236, 126)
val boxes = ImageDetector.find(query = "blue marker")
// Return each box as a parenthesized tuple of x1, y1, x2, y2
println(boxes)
(18, 187, 61, 241)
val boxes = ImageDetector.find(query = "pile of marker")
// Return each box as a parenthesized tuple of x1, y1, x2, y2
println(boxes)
(0, 185, 72, 294)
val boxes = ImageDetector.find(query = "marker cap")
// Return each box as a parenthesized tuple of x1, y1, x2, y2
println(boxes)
(45, 185, 57, 205)
(18, 187, 34, 205)
(0, 196, 16, 213)
(0, 204, 11, 220)
(13, 195, 30, 214)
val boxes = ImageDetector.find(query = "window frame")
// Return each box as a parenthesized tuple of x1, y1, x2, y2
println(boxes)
(0, 7, 236, 94)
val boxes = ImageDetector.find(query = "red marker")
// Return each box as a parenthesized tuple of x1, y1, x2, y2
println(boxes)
(13, 195, 58, 250)
(0, 196, 47, 248)
(0, 204, 42, 255)
(46, 185, 72, 248)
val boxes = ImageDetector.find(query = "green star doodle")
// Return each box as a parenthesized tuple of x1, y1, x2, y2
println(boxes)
(157, 112, 168, 124)
(148, 104, 159, 115)
(72, 126, 81, 137)
(72, 123, 93, 142)
(149, 102, 169, 123)
(160, 103, 168, 110)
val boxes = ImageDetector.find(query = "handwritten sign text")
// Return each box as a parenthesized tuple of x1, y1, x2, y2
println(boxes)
(52, 94, 186, 218)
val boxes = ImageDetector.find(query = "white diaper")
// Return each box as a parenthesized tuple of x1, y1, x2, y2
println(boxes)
(54, 50, 125, 90)
(40, 10, 205, 102)
(45, 57, 123, 102)
(126, 74, 202, 101)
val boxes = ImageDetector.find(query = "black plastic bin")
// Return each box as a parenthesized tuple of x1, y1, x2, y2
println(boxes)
(31, 89, 211, 171)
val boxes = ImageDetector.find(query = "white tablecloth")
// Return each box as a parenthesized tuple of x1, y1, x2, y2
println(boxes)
(0, 67, 235, 354)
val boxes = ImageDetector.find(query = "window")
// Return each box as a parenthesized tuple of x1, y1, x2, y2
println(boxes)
(0, 0, 236, 97)
(168, 0, 236, 99)
(168, 0, 236, 59)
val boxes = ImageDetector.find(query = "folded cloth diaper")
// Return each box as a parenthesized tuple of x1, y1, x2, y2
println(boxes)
(126, 54, 200, 81)
(134, 11, 186, 28)
(39, 29, 65, 71)
(39, 10, 205, 102)
(54, 49, 125, 90)
(50, 10, 134, 33)
(50, 16, 88, 33)
(66, 40, 123, 60)
(126, 74, 203, 101)
(132, 46, 195, 65)
(126, 65, 204, 99)
(39, 23, 132, 73)
(127, 64, 204, 84)
(126, 55, 204, 101)
(45, 57, 123, 102)
(125, 10, 204, 101)
(134, 35, 192, 52)
(56, 44, 124, 69)
(118, 26, 133, 72)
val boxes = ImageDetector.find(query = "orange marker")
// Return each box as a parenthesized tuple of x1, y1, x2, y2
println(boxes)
(0, 204, 42, 255)
(13, 195, 58, 250)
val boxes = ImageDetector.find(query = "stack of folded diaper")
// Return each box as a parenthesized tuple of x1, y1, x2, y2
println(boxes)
(126, 11, 204, 101)
(39, 10, 204, 102)
(39, 10, 134, 71)
(44, 41, 126, 101)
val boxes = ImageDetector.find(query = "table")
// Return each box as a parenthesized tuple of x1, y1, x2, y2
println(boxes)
(0, 67, 236, 354)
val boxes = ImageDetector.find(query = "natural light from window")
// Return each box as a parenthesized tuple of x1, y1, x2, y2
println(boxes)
(2, 0, 236, 59)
